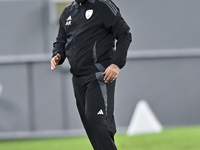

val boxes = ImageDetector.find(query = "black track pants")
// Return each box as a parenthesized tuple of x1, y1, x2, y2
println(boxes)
(72, 72, 117, 150)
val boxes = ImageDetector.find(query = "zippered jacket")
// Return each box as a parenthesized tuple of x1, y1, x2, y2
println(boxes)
(53, 0, 132, 76)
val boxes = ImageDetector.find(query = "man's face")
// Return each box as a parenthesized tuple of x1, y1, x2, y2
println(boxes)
(75, 0, 85, 4)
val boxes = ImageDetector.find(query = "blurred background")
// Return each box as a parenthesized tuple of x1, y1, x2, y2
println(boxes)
(0, 0, 200, 139)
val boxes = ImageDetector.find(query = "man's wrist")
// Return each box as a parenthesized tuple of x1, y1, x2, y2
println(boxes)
(111, 64, 120, 69)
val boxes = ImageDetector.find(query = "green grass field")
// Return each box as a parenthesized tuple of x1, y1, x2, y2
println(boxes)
(0, 126, 200, 150)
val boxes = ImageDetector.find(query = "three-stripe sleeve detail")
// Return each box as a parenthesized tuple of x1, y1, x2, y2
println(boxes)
(100, 0, 118, 16)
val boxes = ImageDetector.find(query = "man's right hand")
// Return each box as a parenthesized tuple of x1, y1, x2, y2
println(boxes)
(50, 54, 61, 71)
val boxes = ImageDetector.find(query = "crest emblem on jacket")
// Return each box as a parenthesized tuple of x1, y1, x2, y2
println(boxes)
(85, 10, 93, 19)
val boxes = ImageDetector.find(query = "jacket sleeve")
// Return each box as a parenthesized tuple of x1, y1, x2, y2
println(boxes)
(101, 1, 132, 69)
(52, 15, 67, 65)
(112, 18, 132, 69)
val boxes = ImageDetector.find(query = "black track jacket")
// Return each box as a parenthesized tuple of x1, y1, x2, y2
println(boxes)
(53, 0, 132, 76)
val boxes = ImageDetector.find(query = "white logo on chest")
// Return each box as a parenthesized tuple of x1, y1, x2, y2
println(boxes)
(65, 16, 72, 26)
(85, 9, 93, 19)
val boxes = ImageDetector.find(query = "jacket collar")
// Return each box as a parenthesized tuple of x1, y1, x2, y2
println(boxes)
(88, 0, 95, 3)
(74, 0, 95, 5)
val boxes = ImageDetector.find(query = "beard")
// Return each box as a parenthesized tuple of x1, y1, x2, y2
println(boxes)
(75, 0, 86, 4)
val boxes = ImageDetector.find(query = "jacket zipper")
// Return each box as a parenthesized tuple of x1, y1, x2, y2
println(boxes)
(73, 3, 81, 75)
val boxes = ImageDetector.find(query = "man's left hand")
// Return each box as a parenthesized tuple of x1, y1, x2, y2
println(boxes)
(103, 64, 120, 83)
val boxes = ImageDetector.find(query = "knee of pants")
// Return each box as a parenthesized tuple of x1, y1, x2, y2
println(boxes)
(85, 112, 95, 122)
(85, 111, 107, 125)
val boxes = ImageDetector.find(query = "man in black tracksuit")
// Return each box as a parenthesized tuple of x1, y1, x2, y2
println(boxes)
(51, 0, 132, 149)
